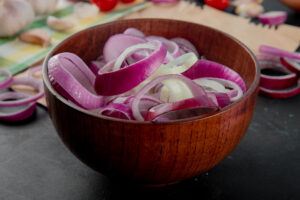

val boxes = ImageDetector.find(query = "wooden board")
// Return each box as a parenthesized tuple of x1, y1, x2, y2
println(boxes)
(124, 1, 300, 54)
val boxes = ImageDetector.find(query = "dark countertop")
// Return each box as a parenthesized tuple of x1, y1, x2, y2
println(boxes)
(1, 1, 299, 199)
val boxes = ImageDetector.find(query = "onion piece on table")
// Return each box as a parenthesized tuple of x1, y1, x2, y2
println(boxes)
(258, 56, 298, 90)
(280, 57, 300, 74)
(259, 79, 300, 99)
(259, 45, 300, 61)
(258, 11, 287, 26)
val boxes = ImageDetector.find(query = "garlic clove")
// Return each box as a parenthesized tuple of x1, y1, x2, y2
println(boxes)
(47, 16, 74, 31)
(74, 2, 99, 19)
(235, 2, 264, 18)
(19, 29, 51, 47)
(0, 0, 35, 37)
(25, 0, 58, 15)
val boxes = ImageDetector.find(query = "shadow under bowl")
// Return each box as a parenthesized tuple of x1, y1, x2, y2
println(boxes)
(43, 18, 259, 186)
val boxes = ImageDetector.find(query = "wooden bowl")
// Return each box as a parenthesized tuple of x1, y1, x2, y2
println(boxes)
(43, 19, 259, 186)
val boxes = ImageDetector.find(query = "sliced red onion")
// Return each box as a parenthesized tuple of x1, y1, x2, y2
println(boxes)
(211, 92, 231, 108)
(0, 77, 44, 107)
(48, 53, 105, 110)
(182, 60, 247, 93)
(131, 74, 217, 121)
(0, 69, 13, 90)
(146, 36, 180, 62)
(145, 95, 218, 121)
(259, 79, 300, 99)
(170, 37, 199, 58)
(0, 102, 36, 122)
(103, 34, 147, 62)
(123, 27, 145, 38)
(95, 40, 167, 96)
(258, 57, 298, 90)
(99, 103, 133, 120)
(258, 11, 287, 26)
(259, 45, 300, 61)
(0, 91, 36, 122)
(280, 57, 300, 74)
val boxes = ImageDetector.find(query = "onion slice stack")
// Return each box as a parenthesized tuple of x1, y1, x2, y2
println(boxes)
(257, 45, 300, 98)
(0, 68, 44, 122)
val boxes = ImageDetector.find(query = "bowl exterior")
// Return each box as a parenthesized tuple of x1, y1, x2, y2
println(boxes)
(43, 19, 259, 185)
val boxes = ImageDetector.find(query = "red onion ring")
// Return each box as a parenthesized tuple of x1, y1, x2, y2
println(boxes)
(170, 37, 199, 58)
(258, 57, 298, 90)
(280, 57, 300, 74)
(258, 11, 287, 26)
(259, 45, 300, 61)
(123, 27, 145, 38)
(103, 34, 147, 62)
(48, 53, 105, 110)
(0, 69, 13, 90)
(0, 77, 44, 107)
(99, 103, 133, 120)
(131, 74, 217, 121)
(259, 79, 300, 99)
(182, 60, 247, 93)
(95, 40, 167, 96)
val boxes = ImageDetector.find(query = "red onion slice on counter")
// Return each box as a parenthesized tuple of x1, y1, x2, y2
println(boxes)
(95, 40, 167, 96)
(0, 92, 36, 122)
(258, 57, 298, 90)
(0, 69, 13, 90)
(182, 59, 247, 93)
(0, 77, 44, 107)
(48, 53, 105, 110)
(258, 11, 287, 26)
(259, 45, 300, 61)
(259, 79, 300, 99)
(280, 57, 300, 74)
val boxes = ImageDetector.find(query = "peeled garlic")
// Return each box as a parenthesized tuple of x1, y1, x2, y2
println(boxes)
(74, 2, 99, 19)
(0, 0, 35, 37)
(26, 0, 58, 15)
(47, 16, 74, 31)
(19, 28, 51, 47)
(235, 3, 264, 18)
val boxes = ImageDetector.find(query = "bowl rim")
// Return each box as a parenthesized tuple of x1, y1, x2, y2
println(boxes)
(43, 18, 260, 124)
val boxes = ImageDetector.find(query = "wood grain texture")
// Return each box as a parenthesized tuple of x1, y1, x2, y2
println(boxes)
(124, 1, 300, 54)
(43, 19, 259, 186)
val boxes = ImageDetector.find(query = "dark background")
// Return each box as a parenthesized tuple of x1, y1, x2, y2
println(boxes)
(1, 0, 299, 199)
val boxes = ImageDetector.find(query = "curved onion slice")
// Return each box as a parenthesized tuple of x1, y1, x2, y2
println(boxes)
(259, 79, 300, 99)
(150, 0, 179, 3)
(0, 92, 36, 122)
(170, 37, 199, 57)
(182, 60, 247, 93)
(280, 57, 300, 74)
(258, 11, 287, 26)
(131, 74, 217, 121)
(48, 53, 105, 110)
(95, 40, 167, 96)
(0, 77, 44, 107)
(258, 57, 298, 90)
(0, 69, 13, 90)
(123, 27, 145, 37)
(194, 77, 243, 102)
(259, 45, 300, 61)
(99, 103, 133, 120)
(145, 96, 218, 121)
(103, 34, 147, 62)
(146, 36, 180, 62)
(0, 102, 36, 122)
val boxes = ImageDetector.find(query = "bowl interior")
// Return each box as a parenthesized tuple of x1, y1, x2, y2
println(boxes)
(43, 18, 259, 122)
